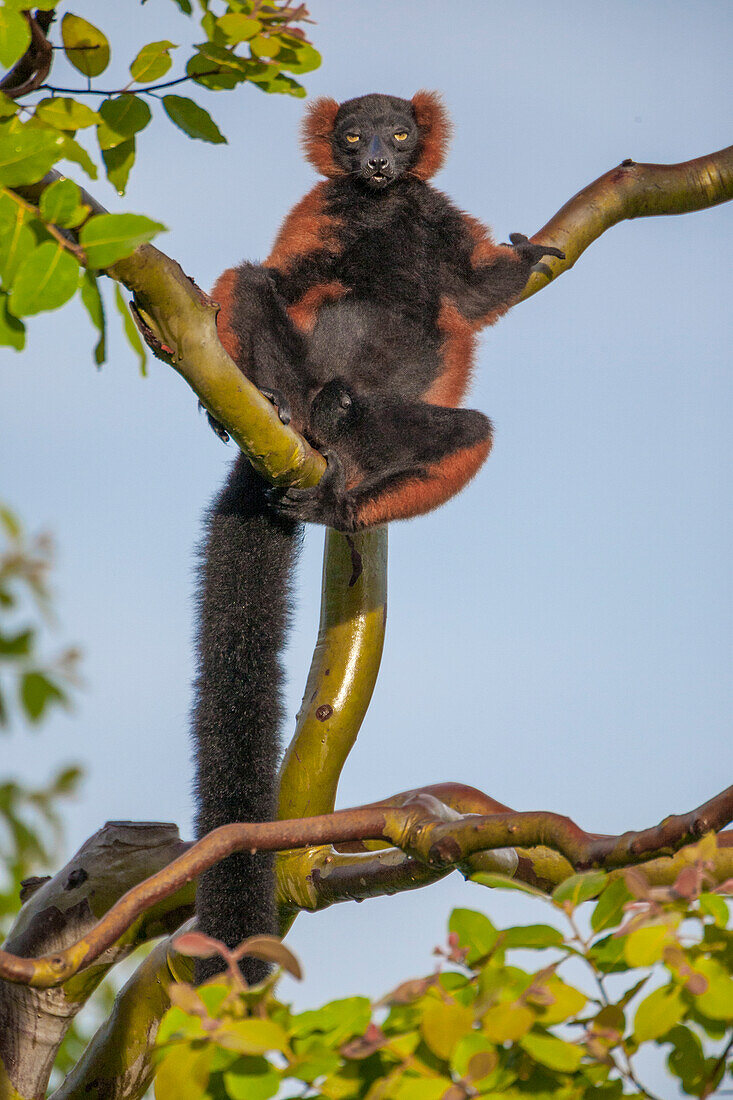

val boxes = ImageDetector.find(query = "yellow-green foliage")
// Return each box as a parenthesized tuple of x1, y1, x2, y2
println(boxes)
(156, 836, 732, 1099)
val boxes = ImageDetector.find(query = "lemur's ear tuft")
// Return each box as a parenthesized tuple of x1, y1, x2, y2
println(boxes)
(301, 97, 344, 177)
(410, 91, 452, 180)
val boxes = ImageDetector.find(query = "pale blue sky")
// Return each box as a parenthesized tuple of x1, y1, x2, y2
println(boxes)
(2, 0, 732, 1085)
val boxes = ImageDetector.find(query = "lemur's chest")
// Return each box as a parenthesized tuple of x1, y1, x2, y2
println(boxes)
(333, 213, 442, 309)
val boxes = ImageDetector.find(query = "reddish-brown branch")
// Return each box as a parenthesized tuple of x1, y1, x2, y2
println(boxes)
(0, 12, 53, 99)
(0, 784, 730, 988)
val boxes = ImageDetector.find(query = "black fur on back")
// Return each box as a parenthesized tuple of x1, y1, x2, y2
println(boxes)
(191, 454, 300, 984)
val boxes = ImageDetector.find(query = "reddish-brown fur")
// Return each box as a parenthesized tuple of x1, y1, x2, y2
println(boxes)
(426, 299, 476, 407)
(266, 182, 343, 272)
(464, 213, 524, 326)
(211, 268, 240, 363)
(355, 436, 493, 528)
(287, 280, 349, 333)
(301, 97, 343, 178)
(410, 91, 451, 181)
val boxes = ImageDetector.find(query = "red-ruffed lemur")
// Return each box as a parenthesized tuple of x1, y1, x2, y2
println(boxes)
(192, 92, 562, 983)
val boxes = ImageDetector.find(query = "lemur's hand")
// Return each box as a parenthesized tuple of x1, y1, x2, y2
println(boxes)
(267, 451, 356, 531)
(507, 233, 565, 268)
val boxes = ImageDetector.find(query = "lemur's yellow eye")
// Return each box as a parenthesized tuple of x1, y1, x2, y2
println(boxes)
(394, 132, 408, 141)
(345, 133, 360, 143)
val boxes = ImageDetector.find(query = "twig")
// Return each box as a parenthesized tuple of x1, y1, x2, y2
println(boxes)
(37, 69, 226, 98)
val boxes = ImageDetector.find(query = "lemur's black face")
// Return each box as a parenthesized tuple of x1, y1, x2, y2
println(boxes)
(332, 94, 420, 189)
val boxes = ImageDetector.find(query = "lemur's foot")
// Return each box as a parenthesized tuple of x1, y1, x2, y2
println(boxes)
(260, 386, 292, 425)
(267, 451, 356, 531)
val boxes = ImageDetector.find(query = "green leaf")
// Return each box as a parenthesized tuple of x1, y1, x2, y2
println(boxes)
(0, 194, 34, 286)
(57, 135, 98, 180)
(699, 892, 730, 928)
(0, 291, 24, 348)
(0, 128, 64, 187)
(223, 1056, 279, 1100)
(289, 997, 371, 1046)
(482, 1001, 534, 1042)
(162, 96, 226, 144)
(469, 871, 547, 898)
(662, 1023, 706, 1092)
(214, 1019, 289, 1056)
(553, 871, 608, 908)
(276, 41, 321, 75)
(157, 1006, 207, 1045)
(624, 924, 670, 967)
(450, 1033, 498, 1086)
(217, 14, 262, 42)
(80, 270, 106, 364)
(101, 137, 135, 195)
(154, 1043, 213, 1100)
(289, 1040, 340, 1084)
(520, 1030, 583, 1072)
(61, 13, 110, 77)
(97, 96, 151, 149)
(501, 924, 564, 950)
(39, 178, 84, 228)
(35, 97, 100, 132)
(80, 213, 164, 269)
(449, 908, 498, 964)
(0, 92, 18, 118)
(114, 284, 146, 373)
(0, 7, 30, 69)
(690, 957, 733, 1019)
(19, 670, 66, 722)
(534, 975, 587, 1025)
(591, 877, 633, 933)
(249, 34, 281, 59)
(8, 241, 80, 317)
(0, 628, 33, 657)
(633, 984, 684, 1042)
(391, 1079, 452, 1100)
(589, 933, 631, 974)
(0, 505, 21, 538)
(51, 765, 83, 794)
(186, 46, 248, 90)
(196, 981, 229, 1017)
(248, 71, 305, 98)
(129, 39, 176, 83)
(420, 1001, 474, 1061)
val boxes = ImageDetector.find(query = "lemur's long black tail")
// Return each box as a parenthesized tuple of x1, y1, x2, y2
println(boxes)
(192, 453, 300, 984)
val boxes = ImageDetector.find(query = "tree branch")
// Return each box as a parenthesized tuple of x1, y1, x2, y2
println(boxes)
(0, 823, 193, 1100)
(0, 11, 54, 100)
(49, 935, 193, 1100)
(6, 142, 733, 1091)
(521, 144, 733, 299)
(0, 784, 729, 990)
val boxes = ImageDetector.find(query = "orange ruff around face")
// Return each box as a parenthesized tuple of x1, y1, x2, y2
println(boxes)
(355, 436, 493, 529)
(410, 90, 452, 181)
(301, 96, 343, 178)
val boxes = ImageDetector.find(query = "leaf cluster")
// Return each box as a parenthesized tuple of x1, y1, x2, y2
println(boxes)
(0, 0, 320, 361)
(0, 504, 80, 729)
(154, 836, 733, 1099)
